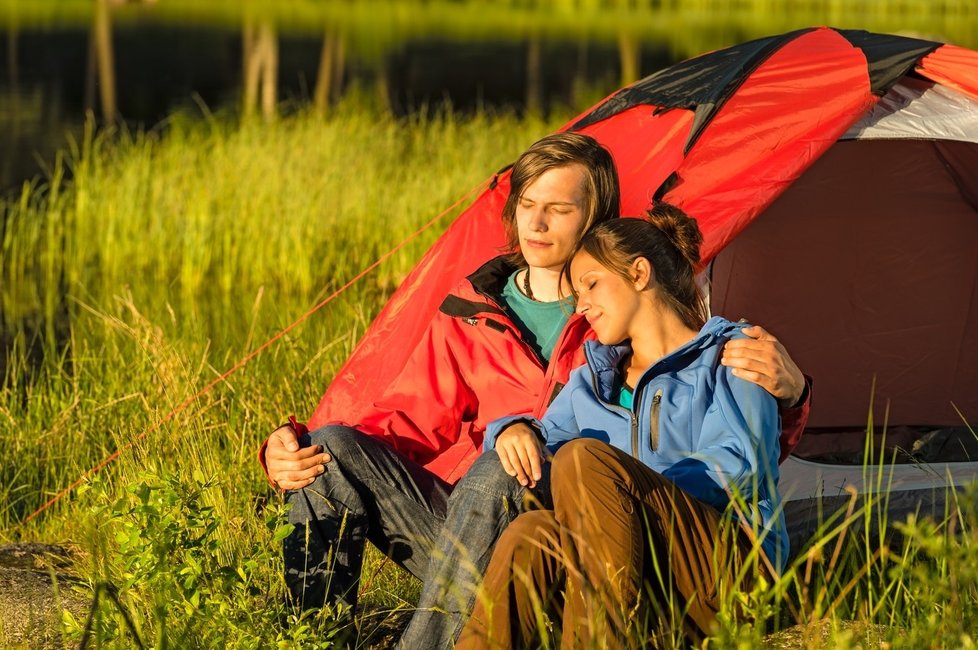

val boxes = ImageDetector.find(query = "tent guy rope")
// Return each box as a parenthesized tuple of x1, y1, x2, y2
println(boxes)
(19, 178, 490, 527)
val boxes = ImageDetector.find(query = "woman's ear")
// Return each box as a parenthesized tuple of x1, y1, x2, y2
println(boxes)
(631, 257, 654, 290)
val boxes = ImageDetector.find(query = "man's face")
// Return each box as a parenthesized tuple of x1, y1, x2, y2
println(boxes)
(515, 164, 588, 273)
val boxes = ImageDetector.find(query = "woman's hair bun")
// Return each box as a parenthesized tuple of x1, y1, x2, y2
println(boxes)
(645, 202, 702, 268)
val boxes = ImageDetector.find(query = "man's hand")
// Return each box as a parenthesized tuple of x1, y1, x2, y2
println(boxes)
(265, 425, 330, 491)
(722, 324, 805, 407)
(496, 422, 546, 488)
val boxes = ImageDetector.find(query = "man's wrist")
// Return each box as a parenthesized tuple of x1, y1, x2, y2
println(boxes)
(780, 379, 810, 410)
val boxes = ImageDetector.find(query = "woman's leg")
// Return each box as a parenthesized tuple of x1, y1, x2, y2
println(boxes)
(284, 425, 452, 612)
(550, 438, 763, 646)
(456, 510, 564, 650)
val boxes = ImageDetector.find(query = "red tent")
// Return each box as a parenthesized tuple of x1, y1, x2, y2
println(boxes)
(310, 28, 978, 513)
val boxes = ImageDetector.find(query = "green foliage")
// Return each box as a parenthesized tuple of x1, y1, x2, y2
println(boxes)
(3, 0, 978, 55)
(66, 471, 358, 648)
(3, 77, 978, 648)
(0, 97, 556, 648)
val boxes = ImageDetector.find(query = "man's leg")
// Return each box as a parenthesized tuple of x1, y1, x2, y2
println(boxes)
(455, 510, 564, 650)
(284, 425, 452, 612)
(399, 450, 552, 649)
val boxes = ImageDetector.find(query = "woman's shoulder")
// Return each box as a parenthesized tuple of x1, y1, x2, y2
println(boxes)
(702, 315, 752, 341)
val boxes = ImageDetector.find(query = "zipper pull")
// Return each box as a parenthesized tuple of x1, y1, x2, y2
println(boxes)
(650, 389, 663, 451)
(462, 317, 479, 326)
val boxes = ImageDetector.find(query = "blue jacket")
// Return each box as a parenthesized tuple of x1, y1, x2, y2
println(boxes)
(486, 316, 789, 572)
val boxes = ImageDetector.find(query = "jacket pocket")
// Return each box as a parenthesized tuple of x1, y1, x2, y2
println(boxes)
(648, 378, 693, 454)
(649, 389, 663, 451)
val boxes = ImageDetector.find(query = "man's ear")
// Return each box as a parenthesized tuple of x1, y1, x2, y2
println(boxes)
(631, 257, 653, 290)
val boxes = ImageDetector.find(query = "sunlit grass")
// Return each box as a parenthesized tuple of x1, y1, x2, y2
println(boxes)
(0, 91, 563, 647)
(3, 93, 978, 647)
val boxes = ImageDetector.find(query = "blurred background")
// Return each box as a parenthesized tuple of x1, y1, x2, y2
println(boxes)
(4, 0, 978, 196)
(3, 4, 978, 645)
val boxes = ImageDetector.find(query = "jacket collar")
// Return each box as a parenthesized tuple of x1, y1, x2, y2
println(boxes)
(467, 256, 520, 301)
(582, 317, 736, 398)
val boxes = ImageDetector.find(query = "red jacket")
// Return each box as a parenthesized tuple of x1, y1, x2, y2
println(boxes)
(260, 257, 811, 484)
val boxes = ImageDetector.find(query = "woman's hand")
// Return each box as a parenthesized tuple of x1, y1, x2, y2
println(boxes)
(265, 425, 330, 491)
(496, 422, 546, 488)
(722, 324, 806, 407)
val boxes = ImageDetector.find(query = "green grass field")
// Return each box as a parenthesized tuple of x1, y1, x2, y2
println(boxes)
(2, 92, 978, 647)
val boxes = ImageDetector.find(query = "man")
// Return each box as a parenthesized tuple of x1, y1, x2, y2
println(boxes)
(261, 132, 810, 648)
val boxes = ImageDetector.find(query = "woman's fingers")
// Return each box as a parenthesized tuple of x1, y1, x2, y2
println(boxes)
(498, 442, 528, 485)
(511, 439, 541, 488)
(497, 427, 544, 487)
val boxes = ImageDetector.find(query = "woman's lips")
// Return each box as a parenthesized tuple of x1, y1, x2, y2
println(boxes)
(524, 239, 551, 248)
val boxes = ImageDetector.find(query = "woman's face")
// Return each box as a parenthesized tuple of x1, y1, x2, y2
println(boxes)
(570, 250, 643, 345)
(516, 164, 588, 272)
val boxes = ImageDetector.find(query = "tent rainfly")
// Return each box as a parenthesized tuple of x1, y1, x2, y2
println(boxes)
(310, 27, 978, 554)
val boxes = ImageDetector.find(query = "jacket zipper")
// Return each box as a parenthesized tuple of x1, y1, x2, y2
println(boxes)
(586, 357, 640, 459)
(630, 410, 639, 459)
(650, 389, 662, 451)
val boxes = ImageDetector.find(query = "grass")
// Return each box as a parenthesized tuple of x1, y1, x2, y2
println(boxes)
(2, 91, 978, 647)
(0, 91, 561, 646)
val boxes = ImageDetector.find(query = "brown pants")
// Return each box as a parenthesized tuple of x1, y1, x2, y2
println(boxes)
(457, 439, 770, 649)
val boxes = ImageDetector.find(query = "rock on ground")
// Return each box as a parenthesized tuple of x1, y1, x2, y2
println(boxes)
(0, 544, 90, 649)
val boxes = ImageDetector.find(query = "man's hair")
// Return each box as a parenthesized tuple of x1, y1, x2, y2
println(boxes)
(502, 132, 621, 258)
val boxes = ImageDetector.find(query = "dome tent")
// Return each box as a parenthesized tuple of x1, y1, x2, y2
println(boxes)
(309, 27, 978, 546)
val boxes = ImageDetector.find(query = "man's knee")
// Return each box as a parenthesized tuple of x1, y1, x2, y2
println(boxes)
(302, 424, 367, 459)
(286, 426, 369, 520)
(455, 450, 523, 499)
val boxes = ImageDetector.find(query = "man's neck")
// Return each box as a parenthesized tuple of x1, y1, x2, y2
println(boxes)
(526, 266, 568, 303)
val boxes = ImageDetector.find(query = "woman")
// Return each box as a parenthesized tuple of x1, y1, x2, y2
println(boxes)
(260, 133, 806, 649)
(458, 206, 788, 649)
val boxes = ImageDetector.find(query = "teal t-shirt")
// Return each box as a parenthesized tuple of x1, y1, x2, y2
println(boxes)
(613, 381, 634, 410)
(500, 271, 573, 364)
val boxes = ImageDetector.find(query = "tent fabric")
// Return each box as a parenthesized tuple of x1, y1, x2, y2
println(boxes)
(835, 29, 940, 94)
(709, 139, 978, 430)
(843, 78, 978, 142)
(570, 28, 815, 152)
(309, 28, 978, 476)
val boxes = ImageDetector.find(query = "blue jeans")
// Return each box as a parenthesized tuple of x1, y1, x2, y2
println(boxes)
(399, 451, 552, 649)
(284, 426, 546, 647)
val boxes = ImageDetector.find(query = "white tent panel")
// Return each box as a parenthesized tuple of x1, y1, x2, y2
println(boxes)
(844, 77, 978, 143)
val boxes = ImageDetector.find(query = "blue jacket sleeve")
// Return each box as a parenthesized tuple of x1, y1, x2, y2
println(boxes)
(484, 366, 587, 452)
(662, 363, 780, 510)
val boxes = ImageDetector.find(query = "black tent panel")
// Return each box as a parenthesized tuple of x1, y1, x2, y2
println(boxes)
(838, 29, 940, 95)
(571, 28, 813, 151)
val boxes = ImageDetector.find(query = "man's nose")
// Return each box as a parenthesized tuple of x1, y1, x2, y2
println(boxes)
(527, 208, 548, 231)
